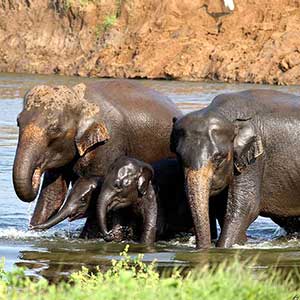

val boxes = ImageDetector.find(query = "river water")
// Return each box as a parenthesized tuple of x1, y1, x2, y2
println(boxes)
(1, 72, 300, 280)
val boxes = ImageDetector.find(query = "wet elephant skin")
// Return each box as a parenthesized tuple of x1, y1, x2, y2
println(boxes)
(171, 89, 300, 248)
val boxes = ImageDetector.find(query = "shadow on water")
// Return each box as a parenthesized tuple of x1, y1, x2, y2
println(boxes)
(1, 72, 300, 280)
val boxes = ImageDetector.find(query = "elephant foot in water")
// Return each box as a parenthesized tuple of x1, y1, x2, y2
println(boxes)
(79, 212, 135, 241)
(103, 224, 135, 242)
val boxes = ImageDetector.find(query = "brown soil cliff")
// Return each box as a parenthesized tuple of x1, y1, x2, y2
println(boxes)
(1, 0, 300, 84)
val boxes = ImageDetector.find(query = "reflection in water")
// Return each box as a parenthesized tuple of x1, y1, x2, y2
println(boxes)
(12, 237, 300, 282)
(1, 72, 300, 279)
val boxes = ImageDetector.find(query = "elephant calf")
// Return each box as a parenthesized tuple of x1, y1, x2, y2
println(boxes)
(97, 156, 195, 244)
(30, 177, 101, 231)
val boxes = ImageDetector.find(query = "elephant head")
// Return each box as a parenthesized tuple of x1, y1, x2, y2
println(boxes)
(97, 156, 154, 236)
(30, 177, 101, 231)
(171, 109, 264, 248)
(13, 83, 109, 224)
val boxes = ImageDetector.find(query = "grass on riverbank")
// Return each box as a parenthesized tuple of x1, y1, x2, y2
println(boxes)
(0, 246, 299, 300)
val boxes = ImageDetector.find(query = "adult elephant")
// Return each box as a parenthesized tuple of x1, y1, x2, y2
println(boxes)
(171, 89, 300, 249)
(13, 80, 181, 235)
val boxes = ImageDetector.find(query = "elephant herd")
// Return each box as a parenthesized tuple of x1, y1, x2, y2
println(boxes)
(13, 80, 300, 249)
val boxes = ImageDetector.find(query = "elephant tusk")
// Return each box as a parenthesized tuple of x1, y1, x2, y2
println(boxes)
(32, 167, 42, 192)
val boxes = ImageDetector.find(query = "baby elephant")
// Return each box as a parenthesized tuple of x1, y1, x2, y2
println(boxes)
(30, 177, 101, 231)
(97, 156, 194, 244)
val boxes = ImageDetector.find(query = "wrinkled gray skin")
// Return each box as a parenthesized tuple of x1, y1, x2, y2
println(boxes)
(171, 89, 300, 249)
(97, 156, 194, 244)
(13, 80, 181, 237)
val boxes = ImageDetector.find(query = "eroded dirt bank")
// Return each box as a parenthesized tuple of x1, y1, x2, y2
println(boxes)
(1, 0, 300, 84)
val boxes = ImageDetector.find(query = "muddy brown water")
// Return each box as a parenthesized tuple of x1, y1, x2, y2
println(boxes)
(1, 72, 300, 281)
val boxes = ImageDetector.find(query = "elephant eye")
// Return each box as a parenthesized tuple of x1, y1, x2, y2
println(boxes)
(48, 126, 62, 138)
(122, 178, 131, 187)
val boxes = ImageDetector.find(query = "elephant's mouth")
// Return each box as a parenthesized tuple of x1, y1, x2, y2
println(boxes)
(107, 200, 120, 211)
(68, 210, 86, 222)
(107, 199, 129, 212)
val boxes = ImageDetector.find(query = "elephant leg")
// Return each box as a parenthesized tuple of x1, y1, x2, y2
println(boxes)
(79, 193, 103, 239)
(79, 210, 102, 239)
(271, 216, 300, 235)
(139, 186, 158, 244)
(78, 179, 103, 239)
(217, 166, 261, 248)
(30, 169, 70, 226)
(210, 188, 228, 241)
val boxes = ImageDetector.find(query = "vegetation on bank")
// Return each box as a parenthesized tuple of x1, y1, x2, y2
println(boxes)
(0, 246, 299, 300)
(62, 0, 120, 36)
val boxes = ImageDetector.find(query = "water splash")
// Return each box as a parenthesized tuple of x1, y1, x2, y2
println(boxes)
(0, 227, 50, 239)
(0, 227, 79, 240)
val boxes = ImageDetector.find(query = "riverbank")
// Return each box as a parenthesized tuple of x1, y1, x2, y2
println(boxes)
(1, 247, 299, 300)
(1, 1, 300, 84)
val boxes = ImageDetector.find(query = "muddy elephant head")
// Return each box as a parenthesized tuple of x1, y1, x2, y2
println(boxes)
(13, 83, 109, 224)
(97, 156, 154, 236)
(30, 177, 101, 231)
(171, 109, 264, 248)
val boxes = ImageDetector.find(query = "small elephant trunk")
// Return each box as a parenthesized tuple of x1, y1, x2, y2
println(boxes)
(185, 162, 214, 249)
(30, 205, 70, 231)
(97, 193, 109, 236)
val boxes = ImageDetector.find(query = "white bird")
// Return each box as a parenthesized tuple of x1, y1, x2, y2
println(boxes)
(224, 0, 235, 10)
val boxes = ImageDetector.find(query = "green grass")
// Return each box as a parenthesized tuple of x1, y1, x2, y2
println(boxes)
(95, 14, 117, 38)
(102, 15, 117, 31)
(0, 246, 299, 300)
(62, 0, 120, 37)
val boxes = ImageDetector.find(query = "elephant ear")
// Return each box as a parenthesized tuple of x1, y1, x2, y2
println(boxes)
(233, 118, 264, 173)
(137, 165, 154, 196)
(75, 119, 110, 156)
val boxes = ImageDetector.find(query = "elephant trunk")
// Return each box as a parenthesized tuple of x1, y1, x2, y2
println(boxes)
(13, 141, 42, 202)
(30, 205, 70, 231)
(185, 162, 214, 249)
(97, 192, 110, 236)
